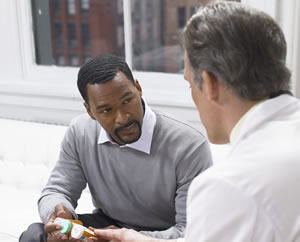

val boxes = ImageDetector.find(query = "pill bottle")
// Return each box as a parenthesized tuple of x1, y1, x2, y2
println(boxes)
(71, 223, 96, 241)
(54, 217, 83, 236)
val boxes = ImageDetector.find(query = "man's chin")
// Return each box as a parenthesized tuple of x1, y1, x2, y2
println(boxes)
(118, 134, 141, 145)
(115, 121, 142, 145)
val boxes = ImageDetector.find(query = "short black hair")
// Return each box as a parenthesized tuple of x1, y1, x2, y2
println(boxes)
(77, 54, 135, 103)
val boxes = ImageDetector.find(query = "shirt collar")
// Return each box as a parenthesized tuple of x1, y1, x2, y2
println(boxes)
(98, 100, 157, 154)
(229, 99, 266, 144)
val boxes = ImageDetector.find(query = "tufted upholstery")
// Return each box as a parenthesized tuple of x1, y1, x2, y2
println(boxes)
(0, 118, 94, 238)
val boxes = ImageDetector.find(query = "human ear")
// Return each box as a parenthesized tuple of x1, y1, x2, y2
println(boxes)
(201, 71, 219, 102)
(135, 80, 142, 96)
(84, 102, 96, 120)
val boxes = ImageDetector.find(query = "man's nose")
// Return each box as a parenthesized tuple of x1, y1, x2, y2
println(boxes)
(115, 110, 129, 125)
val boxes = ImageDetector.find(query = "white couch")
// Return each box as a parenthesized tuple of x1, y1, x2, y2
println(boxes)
(0, 118, 230, 240)
(0, 118, 94, 239)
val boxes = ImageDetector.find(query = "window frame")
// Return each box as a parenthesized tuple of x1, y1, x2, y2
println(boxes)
(21, 0, 195, 105)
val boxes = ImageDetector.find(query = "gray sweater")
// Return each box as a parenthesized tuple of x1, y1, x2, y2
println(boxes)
(38, 110, 212, 239)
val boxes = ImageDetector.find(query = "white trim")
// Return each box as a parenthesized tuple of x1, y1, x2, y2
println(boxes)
(0, 1, 23, 81)
(135, 71, 193, 107)
(293, 2, 300, 98)
(276, 0, 300, 97)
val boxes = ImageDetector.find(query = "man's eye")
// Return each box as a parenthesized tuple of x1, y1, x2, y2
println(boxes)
(103, 108, 112, 113)
(123, 98, 132, 104)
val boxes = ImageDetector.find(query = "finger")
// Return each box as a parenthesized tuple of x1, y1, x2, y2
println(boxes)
(48, 231, 64, 240)
(87, 238, 97, 242)
(88, 226, 95, 231)
(94, 229, 122, 241)
(60, 234, 68, 240)
(48, 213, 57, 223)
(68, 235, 78, 241)
(55, 204, 69, 218)
(45, 222, 62, 233)
(104, 225, 119, 230)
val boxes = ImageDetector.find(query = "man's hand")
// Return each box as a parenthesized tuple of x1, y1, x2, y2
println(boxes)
(44, 204, 73, 241)
(88, 228, 162, 242)
(87, 225, 119, 242)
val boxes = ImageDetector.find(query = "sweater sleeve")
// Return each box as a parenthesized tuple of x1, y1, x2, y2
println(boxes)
(140, 140, 213, 239)
(38, 125, 87, 223)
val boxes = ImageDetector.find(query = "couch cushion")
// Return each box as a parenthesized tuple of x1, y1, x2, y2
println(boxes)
(0, 118, 94, 237)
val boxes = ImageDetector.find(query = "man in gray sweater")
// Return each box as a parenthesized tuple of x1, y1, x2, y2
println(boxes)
(19, 55, 212, 242)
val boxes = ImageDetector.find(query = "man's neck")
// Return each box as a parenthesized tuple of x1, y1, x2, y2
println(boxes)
(223, 99, 260, 142)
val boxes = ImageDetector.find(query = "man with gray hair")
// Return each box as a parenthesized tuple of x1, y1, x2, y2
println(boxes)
(93, 1, 300, 241)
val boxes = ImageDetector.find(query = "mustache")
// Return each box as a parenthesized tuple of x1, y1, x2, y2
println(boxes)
(115, 120, 139, 133)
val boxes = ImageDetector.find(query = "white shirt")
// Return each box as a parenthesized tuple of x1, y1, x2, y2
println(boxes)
(185, 94, 300, 242)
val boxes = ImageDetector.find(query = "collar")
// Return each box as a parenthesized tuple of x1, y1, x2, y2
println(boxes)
(229, 99, 266, 144)
(229, 91, 293, 144)
(98, 100, 157, 154)
(229, 94, 296, 156)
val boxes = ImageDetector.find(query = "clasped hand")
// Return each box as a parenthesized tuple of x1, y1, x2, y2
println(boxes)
(44, 204, 157, 242)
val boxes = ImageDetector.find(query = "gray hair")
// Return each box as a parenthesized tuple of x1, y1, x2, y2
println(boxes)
(183, 1, 291, 100)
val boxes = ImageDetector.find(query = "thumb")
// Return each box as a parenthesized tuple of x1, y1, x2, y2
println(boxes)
(55, 204, 71, 219)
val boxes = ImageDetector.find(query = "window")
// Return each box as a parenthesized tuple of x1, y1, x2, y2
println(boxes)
(3, 0, 300, 126)
(80, 0, 89, 15)
(117, 0, 123, 14)
(178, 7, 186, 29)
(54, 0, 61, 16)
(32, 0, 244, 74)
(131, 0, 183, 73)
(81, 22, 90, 48)
(70, 53, 79, 66)
(67, 0, 76, 15)
(54, 22, 63, 47)
(83, 53, 91, 63)
(68, 21, 77, 48)
(117, 26, 124, 48)
(56, 53, 65, 65)
(190, 6, 196, 17)
(34, 0, 125, 67)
